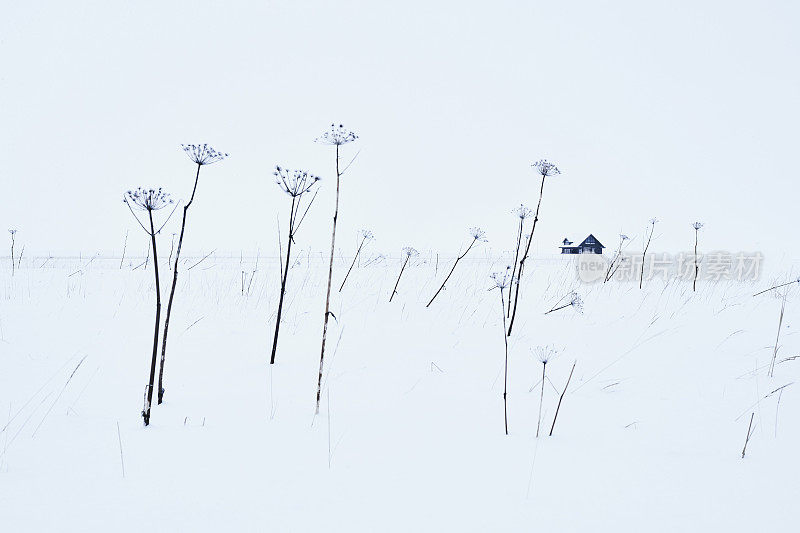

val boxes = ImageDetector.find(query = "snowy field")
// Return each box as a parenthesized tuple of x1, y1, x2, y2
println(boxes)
(1, 253, 798, 531)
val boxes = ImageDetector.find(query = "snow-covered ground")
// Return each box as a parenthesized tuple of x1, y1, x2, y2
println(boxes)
(1, 253, 798, 531)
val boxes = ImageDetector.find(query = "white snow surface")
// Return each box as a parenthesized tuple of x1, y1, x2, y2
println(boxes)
(1, 254, 798, 531)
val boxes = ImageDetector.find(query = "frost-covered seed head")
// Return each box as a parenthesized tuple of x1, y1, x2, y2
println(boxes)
(490, 266, 514, 289)
(181, 144, 229, 165)
(402, 247, 419, 258)
(315, 124, 358, 146)
(533, 345, 560, 364)
(532, 159, 561, 177)
(125, 187, 173, 211)
(692, 221, 704, 231)
(649, 218, 659, 225)
(513, 204, 533, 220)
(274, 166, 321, 197)
(620, 234, 629, 241)
(8, 229, 17, 235)
(470, 227, 487, 242)
(570, 292, 584, 313)
(359, 229, 374, 241)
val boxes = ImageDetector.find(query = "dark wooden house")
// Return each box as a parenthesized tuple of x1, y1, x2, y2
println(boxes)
(559, 234, 604, 254)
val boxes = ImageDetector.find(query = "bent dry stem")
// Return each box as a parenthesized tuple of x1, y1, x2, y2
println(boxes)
(490, 268, 513, 435)
(549, 361, 576, 436)
(270, 198, 295, 363)
(390, 256, 410, 302)
(507, 173, 546, 335)
(691, 222, 703, 292)
(124, 187, 172, 426)
(158, 163, 200, 404)
(271, 197, 296, 364)
(339, 231, 372, 292)
(390, 248, 417, 302)
(144, 209, 162, 425)
(158, 144, 227, 405)
(640, 219, 657, 289)
(499, 288, 509, 435)
(317, 144, 340, 413)
(315, 125, 357, 414)
(270, 167, 320, 365)
(508, 218, 525, 317)
(536, 361, 546, 438)
(427, 240, 475, 307)
(427, 228, 485, 308)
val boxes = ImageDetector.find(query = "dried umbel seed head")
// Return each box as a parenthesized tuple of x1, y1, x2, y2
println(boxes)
(125, 187, 174, 211)
(181, 144, 229, 165)
(315, 124, 358, 146)
(359, 229, 374, 241)
(470, 227, 487, 242)
(533, 345, 560, 364)
(772, 285, 792, 300)
(402, 247, 419, 258)
(274, 166, 321, 197)
(8, 229, 17, 235)
(692, 221, 704, 231)
(490, 266, 514, 289)
(620, 234, 630, 242)
(569, 292, 584, 313)
(513, 204, 533, 220)
(649, 218, 659, 225)
(532, 159, 561, 177)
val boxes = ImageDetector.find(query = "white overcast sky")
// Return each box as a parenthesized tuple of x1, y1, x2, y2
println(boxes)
(1, 0, 798, 263)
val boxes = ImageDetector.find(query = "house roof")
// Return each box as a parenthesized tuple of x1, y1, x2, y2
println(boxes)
(558, 234, 605, 248)
(578, 234, 605, 248)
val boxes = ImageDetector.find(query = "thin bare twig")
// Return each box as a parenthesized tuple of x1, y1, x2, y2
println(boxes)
(187, 250, 216, 271)
(753, 279, 799, 297)
(116, 421, 125, 478)
(549, 361, 576, 436)
(741, 412, 755, 458)
(32, 355, 88, 437)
